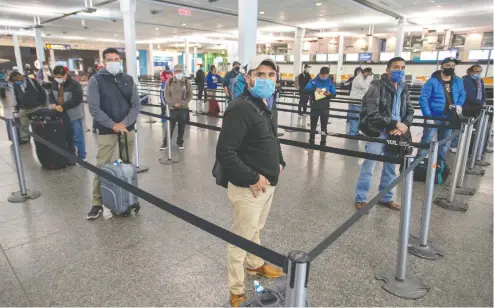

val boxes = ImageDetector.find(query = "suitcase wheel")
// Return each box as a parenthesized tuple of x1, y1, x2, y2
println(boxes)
(133, 203, 141, 214)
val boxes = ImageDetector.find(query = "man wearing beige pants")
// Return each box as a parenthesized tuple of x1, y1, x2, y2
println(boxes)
(87, 48, 141, 220)
(216, 55, 286, 307)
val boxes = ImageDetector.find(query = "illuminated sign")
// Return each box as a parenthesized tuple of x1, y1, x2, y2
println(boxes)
(359, 53, 372, 61)
(178, 8, 191, 16)
(45, 43, 71, 50)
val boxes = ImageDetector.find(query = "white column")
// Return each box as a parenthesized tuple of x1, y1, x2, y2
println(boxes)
(238, 0, 258, 65)
(336, 34, 344, 83)
(395, 18, 405, 57)
(120, 0, 138, 83)
(172, 53, 179, 67)
(12, 34, 24, 74)
(227, 43, 235, 69)
(33, 27, 46, 64)
(99, 48, 104, 65)
(147, 42, 154, 76)
(49, 49, 56, 67)
(184, 38, 190, 75)
(193, 46, 198, 74)
(444, 29, 452, 49)
(293, 27, 305, 78)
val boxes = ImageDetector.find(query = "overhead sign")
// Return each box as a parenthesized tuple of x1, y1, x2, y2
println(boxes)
(178, 8, 191, 16)
(45, 43, 71, 50)
(359, 53, 372, 62)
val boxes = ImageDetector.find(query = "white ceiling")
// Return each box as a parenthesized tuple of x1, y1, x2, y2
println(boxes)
(0, 0, 491, 49)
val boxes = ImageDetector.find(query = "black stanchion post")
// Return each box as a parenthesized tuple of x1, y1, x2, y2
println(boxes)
(159, 104, 179, 165)
(455, 117, 476, 195)
(409, 137, 444, 260)
(475, 105, 491, 166)
(467, 110, 486, 175)
(7, 118, 41, 203)
(434, 124, 469, 211)
(376, 155, 430, 299)
(285, 251, 310, 307)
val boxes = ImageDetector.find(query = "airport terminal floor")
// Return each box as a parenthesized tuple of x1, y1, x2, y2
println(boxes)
(0, 92, 492, 306)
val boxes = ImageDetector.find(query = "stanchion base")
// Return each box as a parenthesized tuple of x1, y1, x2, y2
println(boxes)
(455, 187, 476, 195)
(465, 168, 485, 176)
(144, 120, 157, 124)
(136, 165, 149, 173)
(434, 198, 468, 212)
(375, 267, 430, 299)
(408, 235, 444, 260)
(159, 158, 180, 165)
(475, 160, 490, 167)
(8, 189, 41, 203)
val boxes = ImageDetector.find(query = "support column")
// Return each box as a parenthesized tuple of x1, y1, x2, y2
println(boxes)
(238, 0, 258, 65)
(184, 38, 190, 76)
(120, 0, 138, 83)
(12, 34, 24, 74)
(227, 43, 235, 69)
(444, 29, 452, 49)
(293, 27, 305, 78)
(193, 46, 198, 74)
(147, 42, 154, 77)
(395, 18, 405, 57)
(33, 27, 46, 65)
(336, 34, 344, 83)
(49, 49, 56, 67)
(99, 48, 104, 65)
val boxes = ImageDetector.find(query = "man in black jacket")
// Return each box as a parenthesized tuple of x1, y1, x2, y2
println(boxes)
(195, 64, 205, 100)
(216, 55, 285, 307)
(355, 57, 414, 211)
(9, 71, 46, 143)
(297, 64, 312, 115)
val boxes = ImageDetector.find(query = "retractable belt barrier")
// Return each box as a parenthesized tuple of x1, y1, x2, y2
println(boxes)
(0, 115, 287, 270)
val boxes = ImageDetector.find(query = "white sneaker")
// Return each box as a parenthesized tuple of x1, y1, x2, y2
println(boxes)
(178, 146, 184, 151)
(450, 148, 457, 153)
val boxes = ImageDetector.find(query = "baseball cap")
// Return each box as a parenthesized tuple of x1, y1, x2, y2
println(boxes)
(174, 64, 183, 71)
(441, 57, 458, 65)
(320, 67, 330, 74)
(304, 64, 311, 69)
(233, 61, 241, 66)
(246, 55, 276, 72)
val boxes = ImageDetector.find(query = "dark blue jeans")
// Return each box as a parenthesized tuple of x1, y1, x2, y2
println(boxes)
(167, 109, 189, 146)
(71, 118, 86, 159)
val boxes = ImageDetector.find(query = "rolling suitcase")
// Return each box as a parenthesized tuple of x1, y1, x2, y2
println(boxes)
(29, 109, 73, 170)
(100, 133, 140, 216)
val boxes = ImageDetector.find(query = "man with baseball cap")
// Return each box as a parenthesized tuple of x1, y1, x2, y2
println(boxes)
(418, 57, 466, 162)
(296, 64, 312, 115)
(223, 60, 241, 100)
(216, 55, 285, 307)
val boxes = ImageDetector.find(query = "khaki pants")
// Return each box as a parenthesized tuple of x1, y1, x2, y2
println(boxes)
(18, 107, 41, 142)
(227, 183, 276, 295)
(92, 132, 135, 207)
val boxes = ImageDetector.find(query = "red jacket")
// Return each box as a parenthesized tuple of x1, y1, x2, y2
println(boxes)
(161, 70, 173, 83)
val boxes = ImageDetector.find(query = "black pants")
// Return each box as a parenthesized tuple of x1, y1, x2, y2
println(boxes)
(310, 109, 329, 145)
(0, 88, 5, 99)
(197, 84, 205, 100)
(298, 94, 309, 114)
(165, 109, 188, 146)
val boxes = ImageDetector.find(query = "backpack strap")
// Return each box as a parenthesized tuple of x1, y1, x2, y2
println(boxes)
(245, 98, 264, 116)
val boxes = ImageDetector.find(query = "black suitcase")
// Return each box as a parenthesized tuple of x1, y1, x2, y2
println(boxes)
(29, 109, 73, 170)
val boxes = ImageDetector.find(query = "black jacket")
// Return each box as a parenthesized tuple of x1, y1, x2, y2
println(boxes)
(13, 78, 46, 111)
(298, 72, 312, 94)
(195, 69, 205, 85)
(49, 77, 84, 121)
(216, 92, 286, 187)
(462, 75, 486, 117)
(359, 74, 414, 137)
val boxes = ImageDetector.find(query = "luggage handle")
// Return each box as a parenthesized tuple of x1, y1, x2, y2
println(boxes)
(117, 133, 130, 164)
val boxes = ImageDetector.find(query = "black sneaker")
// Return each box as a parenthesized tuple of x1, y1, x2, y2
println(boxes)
(159, 142, 167, 151)
(86, 206, 103, 220)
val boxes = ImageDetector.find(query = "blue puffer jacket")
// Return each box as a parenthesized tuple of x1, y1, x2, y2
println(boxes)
(419, 70, 466, 117)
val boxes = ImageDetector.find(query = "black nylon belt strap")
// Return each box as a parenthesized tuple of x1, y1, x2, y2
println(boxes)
(1, 116, 287, 270)
(307, 153, 427, 260)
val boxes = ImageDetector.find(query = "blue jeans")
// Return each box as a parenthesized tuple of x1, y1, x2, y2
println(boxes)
(72, 118, 87, 159)
(347, 104, 360, 135)
(355, 133, 397, 203)
(418, 121, 452, 162)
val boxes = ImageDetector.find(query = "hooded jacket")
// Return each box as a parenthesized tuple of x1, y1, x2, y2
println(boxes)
(87, 69, 141, 135)
(359, 74, 414, 137)
(50, 77, 84, 121)
(349, 74, 372, 100)
(418, 70, 466, 118)
(303, 75, 337, 111)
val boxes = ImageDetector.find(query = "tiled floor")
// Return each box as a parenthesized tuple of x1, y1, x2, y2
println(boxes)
(0, 94, 492, 306)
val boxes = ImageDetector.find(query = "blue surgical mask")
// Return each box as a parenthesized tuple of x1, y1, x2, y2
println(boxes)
(15, 80, 23, 86)
(248, 78, 275, 99)
(472, 74, 481, 80)
(390, 70, 405, 83)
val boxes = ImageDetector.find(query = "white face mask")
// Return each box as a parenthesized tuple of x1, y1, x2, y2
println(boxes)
(55, 78, 64, 84)
(43, 65, 49, 70)
(175, 73, 184, 80)
(106, 62, 121, 75)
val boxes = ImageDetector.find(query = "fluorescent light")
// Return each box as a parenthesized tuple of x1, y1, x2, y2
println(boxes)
(181, 23, 187, 26)
(155, 27, 159, 30)
(259, 11, 264, 14)
(316, 2, 322, 5)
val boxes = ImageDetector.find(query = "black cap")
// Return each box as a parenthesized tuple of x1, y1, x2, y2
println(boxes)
(363, 67, 373, 73)
(320, 67, 330, 74)
(441, 57, 458, 65)
(304, 64, 311, 69)
(233, 61, 241, 66)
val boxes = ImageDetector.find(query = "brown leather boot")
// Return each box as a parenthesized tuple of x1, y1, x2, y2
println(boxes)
(246, 263, 284, 278)
(378, 200, 401, 211)
(355, 201, 367, 210)
(230, 293, 248, 307)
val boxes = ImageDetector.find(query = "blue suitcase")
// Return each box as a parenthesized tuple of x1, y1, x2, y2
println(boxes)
(100, 134, 140, 216)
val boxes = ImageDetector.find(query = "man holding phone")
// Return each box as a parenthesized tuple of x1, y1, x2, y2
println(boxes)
(303, 67, 337, 146)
